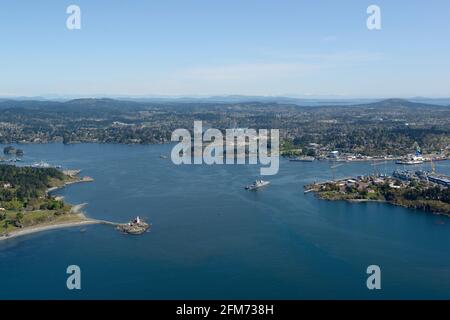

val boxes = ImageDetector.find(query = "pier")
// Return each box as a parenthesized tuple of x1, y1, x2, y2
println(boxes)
(71, 204, 149, 235)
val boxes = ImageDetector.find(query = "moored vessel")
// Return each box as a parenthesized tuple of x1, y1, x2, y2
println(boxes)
(396, 155, 424, 165)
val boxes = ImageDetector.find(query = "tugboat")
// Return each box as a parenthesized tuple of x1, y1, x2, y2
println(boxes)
(116, 216, 150, 235)
(245, 179, 270, 190)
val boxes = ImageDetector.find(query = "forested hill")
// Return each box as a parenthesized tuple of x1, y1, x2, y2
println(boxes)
(0, 165, 64, 201)
(0, 165, 78, 235)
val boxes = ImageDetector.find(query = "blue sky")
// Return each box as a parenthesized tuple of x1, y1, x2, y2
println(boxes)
(0, 0, 449, 97)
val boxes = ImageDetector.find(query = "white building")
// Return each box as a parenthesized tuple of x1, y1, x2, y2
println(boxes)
(329, 151, 339, 158)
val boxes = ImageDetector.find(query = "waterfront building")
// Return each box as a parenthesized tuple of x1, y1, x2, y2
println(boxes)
(427, 175, 450, 188)
(329, 151, 339, 158)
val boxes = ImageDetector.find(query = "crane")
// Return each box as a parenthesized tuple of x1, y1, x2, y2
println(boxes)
(430, 158, 436, 174)
(330, 162, 345, 181)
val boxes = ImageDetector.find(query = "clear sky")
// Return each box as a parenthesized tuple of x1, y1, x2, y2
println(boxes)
(0, 0, 449, 98)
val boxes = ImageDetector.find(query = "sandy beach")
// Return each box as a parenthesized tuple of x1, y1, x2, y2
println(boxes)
(0, 219, 101, 242)
(0, 204, 102, 242)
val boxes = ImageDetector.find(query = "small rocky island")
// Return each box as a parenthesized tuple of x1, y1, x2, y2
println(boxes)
(3, 146, 24, 156)
(116, 216, 150, 235)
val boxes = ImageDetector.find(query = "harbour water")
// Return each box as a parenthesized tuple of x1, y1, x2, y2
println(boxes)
(0, 143, 449, 299)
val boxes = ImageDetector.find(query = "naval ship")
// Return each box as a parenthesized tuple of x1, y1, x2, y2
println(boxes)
(245, 180, 270, 190)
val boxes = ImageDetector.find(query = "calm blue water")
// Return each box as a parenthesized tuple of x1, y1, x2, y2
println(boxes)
(0, 143, 449, 299)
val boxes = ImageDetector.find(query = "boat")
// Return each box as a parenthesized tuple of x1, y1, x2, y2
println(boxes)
(290, 156, 315, 162)
(396, 155, 424, 165)
(31, 161, 52, 168)
(396, 160, 424, 165)
(396, 159, 424, 165)
(245, 179, 270, 190)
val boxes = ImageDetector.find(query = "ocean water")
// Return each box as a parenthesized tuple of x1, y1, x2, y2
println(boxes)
(0, 143, 449, 299)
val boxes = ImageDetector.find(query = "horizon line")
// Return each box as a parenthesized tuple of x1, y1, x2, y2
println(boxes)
(1, 94, 450, 101)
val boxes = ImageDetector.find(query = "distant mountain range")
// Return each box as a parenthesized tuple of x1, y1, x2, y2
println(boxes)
(1, 95, 450, 106)
(357, 98, 448, 109)
(0, 97, 449, 111)
(132, 95, 450, 107)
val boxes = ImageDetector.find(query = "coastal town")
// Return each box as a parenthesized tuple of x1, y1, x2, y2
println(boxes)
(305, 165, 450, 215)
(282, 141, 449, 164)
(0, 99, 449, 157)
(286, 140, 450, 216)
